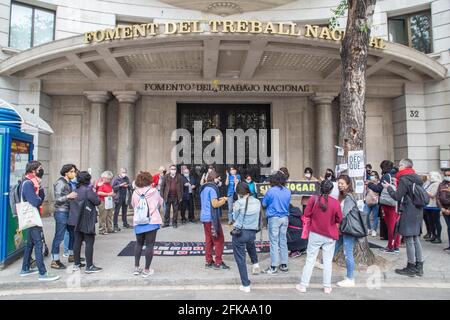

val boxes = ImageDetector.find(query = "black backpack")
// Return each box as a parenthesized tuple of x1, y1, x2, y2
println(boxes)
(410, 183, 430, 208)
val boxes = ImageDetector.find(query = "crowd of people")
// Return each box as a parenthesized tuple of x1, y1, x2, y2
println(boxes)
(15, 158, 450, 295)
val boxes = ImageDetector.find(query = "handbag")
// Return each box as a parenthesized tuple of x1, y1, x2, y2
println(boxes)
(379, 174, 397, 207)
(301, 196, 319, 239)
(105, 196, 114, 210)
(230, 197, 249, 237)
(340, 195, 368, 238)
(16, 180, 43, 231)
(365, 189, 379, 207)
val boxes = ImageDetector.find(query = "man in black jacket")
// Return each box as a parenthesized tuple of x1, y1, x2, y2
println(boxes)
(160, 165, 184, 228)
(112, 168, 132, 231)
(382, 158, 425, 277)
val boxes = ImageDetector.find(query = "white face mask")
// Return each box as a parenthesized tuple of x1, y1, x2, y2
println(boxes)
(305, 173, 311, 179)
(445, 176, 450, 182)
(184, 172, 189, 177)
(170, 169, 176, 175)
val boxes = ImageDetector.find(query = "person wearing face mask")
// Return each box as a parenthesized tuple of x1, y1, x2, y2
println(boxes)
(301, 167, 318, 212)
(112, 168, 133, 230)
(437, 169, 450, 252)
(200, 170, 229, 270)
(364, 171, 380, 237)
(160, 165, 184, 228)
(180, 167, 197, 224)
(424, 172, 443, 244)
(64, 170, 79, 257)
(19, 161, 59, 281)
(51, 164, 78, 270)
(322, 168, 339, 201)
(365, 164, 373, 181)
(244, 174, 257, 198)
(201, 165, 215, 186)
(225, 166, 241, 225)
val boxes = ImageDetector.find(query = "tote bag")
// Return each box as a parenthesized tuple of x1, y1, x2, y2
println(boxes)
(16, 181, 43, 231)
(104, 196, 114, 210)
(379, 174, 397, 207)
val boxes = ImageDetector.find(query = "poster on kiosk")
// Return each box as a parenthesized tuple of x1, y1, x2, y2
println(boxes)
(0, 127, 34, 268)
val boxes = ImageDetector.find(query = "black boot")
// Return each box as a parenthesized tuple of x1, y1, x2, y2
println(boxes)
(431, 238, 442, 244)
(423, 233, 431, 240)
(395, 263, 416, 277)
(415, 261, 424, 277)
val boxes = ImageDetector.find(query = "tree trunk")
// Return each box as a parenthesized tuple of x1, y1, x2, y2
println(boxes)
(337, 0, 378, 267)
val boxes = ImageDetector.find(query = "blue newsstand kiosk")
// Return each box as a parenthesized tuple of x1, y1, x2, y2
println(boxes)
(0, 107, 34, 269)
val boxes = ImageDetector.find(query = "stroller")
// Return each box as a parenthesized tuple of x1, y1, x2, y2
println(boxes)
(287, 204, 308, 258)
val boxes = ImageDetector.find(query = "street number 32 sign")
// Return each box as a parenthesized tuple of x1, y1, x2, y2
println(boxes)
(348, 150, 365, 177)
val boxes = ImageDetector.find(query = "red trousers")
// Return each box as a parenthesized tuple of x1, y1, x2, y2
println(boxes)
(381, 205, 401, 250)
(203, 222, 224, 264)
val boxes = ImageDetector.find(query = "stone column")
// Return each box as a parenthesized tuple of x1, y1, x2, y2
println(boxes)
(113, 91, 140, 179)
(84, 91, 110, 180)
(311, 94, 336, 176)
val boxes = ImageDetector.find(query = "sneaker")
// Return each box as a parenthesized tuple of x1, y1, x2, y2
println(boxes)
(85, 265, 103, 274)
(123, 224, 132, 229)
(423, 234, 432, 240)
(20, 268, 39, 277)
(181, 219, 187, 225)
(38, 272, 60, 282)
(114, 227, 121, 232)
(142, 269, 154, 278)
(133, 267, 143, 275)
(162, 224, 170, 228)
(443, 247, 450, 252)
(295, 284, 307, 293)
(371, 230, 377, 237)
(315, 261, 324, 270)
(63, 252, 69, 258)
(205, 262, 215, 269)
(100, 231, 109, 235)
(431, 238, 442, 244)
(324, 287, 332, 294)
(213, 262, 230, 270)
(51, 260, 67, 270)
(239, 285, 251, 293)
(173, 224, 178, 229)
(289, 251, 302, 259)
(72, 264, 85, 272)
(394, 248, 400, 254)
(252, 264, 261, 275)
(189, 220, 196, 224)
(337, 278, 355, 288)
(279, 264, 289, 273)
(379, 247, 396, 254)
(263, 266, 278, 275)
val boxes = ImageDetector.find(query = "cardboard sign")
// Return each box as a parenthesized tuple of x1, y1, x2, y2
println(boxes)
(348, 150, 365, 177)
(256, 181, 320, 198)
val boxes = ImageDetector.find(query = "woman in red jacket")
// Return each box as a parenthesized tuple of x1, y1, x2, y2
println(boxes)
(296, 180, 343, 294)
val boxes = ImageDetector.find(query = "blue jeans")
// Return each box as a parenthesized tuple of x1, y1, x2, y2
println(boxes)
(232, 229, 258, 287)
(22, 226, 46, 275)
(227, 196, 235, 223)
(334, 234, 356, 279)
(268, 216, 289, 266)
(64, 230, 70, 255)
(364, 204, 379, 231)
(51, 211, 69, 260)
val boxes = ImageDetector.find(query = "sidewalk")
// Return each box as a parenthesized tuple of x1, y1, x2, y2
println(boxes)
(0, 215, 449, 293)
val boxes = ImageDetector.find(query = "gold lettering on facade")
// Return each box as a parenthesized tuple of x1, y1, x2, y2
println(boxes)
(94, 30, 106, 42)
(132, 24, 146, 38)
(319, 27, 332, 40)
(122, 26, 133, 38)
(223, 20, 235, 33)
(165, 22, 177, 34)
(236, 20, 249, 33)
(249, 21, 262, 33)
(209, 20, 221, 33)
(263, 22, 275, 34)
(304, 25, 318, 38)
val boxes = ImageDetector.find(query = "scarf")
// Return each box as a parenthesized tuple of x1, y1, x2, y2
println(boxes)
(24, 173, 40, 195)
(395, 168, 416, 181)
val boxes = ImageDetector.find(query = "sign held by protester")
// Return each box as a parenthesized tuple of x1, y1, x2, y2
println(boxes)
(348, 150, 365, 177)
(255, 181, 320, 198)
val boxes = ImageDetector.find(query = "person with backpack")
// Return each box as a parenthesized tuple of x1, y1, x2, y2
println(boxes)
(335, 175, 366, 288)
(69, 171, 102, 273)
(231, 182, 261, 293)
(437, 168, 450, 252)
(296, 180, 343, 294)
(51, 164, 78, 270)
(364, 171, 380, 237)
(131, 171, 163, 277)
(19, 161, 59, 281)
(262, 171, 291, 275)
(382, 158, 427, 277)
(424, 172, 443, 244)
(368, 160, 401, 254)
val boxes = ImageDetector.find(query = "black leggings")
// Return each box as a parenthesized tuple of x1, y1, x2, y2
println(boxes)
(74, 231, 95, 267)
(423, 210, 434, 235)
(135, 230, 157, 269)
(431, 210, 442, 238)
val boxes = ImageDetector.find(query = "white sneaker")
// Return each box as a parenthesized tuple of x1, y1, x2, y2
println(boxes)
(324, 287, 332, 294)
(371, 230, 377, 237)
(239, 285, 251, 293)
(63, 253, 69, 258)
(337, 278, 355, 288)
(252, 264, 261, 275)
(295, 284, 307, 293)
(142, 269, 154, 278)
(315, 261, 324, 270)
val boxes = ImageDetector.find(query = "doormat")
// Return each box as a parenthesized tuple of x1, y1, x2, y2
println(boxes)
(118, 241, 270, 257)
(118, 241, 384, 257)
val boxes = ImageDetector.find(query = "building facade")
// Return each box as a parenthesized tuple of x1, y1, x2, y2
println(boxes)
(0, 0, 449, 209)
